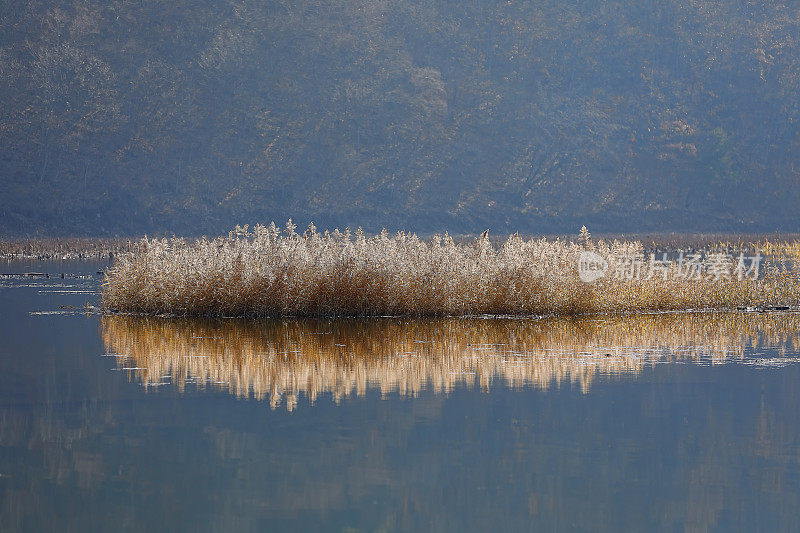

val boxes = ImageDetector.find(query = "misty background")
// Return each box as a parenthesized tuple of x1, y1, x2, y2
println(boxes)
(0, 0, 798, 236)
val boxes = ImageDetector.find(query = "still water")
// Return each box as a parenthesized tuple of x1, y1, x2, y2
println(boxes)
(2, 261, 800, 531)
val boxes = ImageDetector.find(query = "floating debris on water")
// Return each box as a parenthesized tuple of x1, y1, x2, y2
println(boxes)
(37, 290, 98, 294)
(30, 310, 89, 316)
(741, 357, 800, 368)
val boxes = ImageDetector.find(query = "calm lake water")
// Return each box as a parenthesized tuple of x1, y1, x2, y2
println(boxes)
(2, 261, 800, 531)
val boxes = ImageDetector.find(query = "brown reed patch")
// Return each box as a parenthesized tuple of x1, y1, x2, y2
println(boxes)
(100, 222, 800, 317)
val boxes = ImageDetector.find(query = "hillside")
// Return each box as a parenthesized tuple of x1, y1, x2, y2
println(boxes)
(1, 0, 799, 236)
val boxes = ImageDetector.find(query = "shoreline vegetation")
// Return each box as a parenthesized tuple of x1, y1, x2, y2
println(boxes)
(3, 232, 800, 261)
(0, 238, 135, 261)
(99, 222, 800, 317)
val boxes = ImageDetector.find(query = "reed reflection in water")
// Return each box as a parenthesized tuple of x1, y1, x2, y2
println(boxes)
(102, 312, 800, 409)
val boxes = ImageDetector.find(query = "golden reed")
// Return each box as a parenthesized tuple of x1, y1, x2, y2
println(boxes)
(102, 312, 800, 410)
(100, 223, 800, 317)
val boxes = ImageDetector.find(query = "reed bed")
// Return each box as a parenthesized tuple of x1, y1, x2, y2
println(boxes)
(102, 313, 800, 410)
(100, 222, 800, 317)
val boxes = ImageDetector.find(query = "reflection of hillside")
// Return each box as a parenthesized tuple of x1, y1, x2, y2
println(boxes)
(101, 313, 800, 409)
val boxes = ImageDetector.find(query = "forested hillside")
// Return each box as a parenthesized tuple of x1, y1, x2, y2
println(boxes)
(1, 0, 799, 236)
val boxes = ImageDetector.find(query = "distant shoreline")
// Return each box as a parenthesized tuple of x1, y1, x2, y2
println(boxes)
(4, 232, 800, 261)
(0, 238, 134, 261)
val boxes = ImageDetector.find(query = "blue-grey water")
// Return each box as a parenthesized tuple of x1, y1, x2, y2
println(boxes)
(2, 261, 800, 532)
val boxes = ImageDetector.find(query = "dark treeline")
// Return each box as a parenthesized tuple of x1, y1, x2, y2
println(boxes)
(0, 0, 798, 236)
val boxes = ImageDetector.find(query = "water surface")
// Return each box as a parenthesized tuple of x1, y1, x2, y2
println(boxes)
(1, 262, 800, 531)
